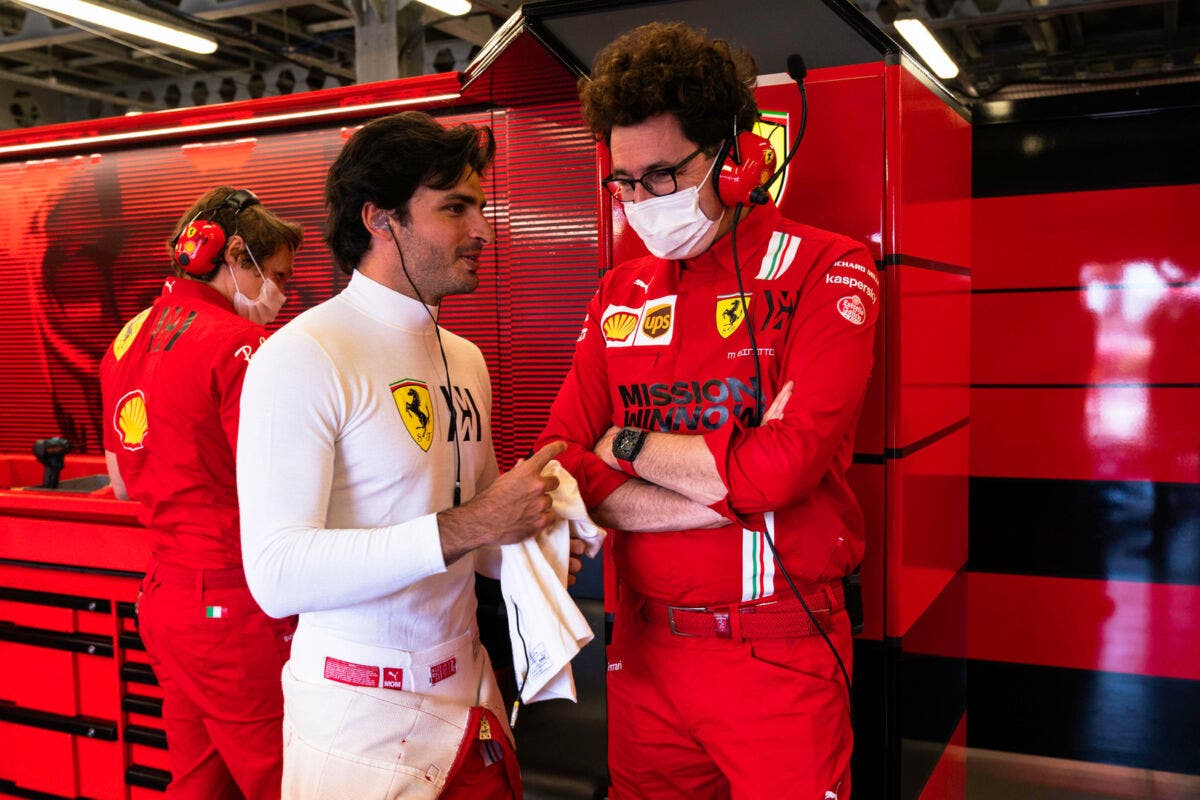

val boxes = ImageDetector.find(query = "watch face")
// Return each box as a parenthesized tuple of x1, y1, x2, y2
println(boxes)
(613, 429, 632, 460)
(613, 428, 642, 461)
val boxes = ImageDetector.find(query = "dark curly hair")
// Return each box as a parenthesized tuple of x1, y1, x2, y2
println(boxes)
(167, 187, 303, 282)
(324, 111, 496, 274)
(579, 22, 759, 152)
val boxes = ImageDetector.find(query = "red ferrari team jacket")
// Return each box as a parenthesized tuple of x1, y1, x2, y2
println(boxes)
(100, 278, 267, 570)
(537, 201, 879, 607)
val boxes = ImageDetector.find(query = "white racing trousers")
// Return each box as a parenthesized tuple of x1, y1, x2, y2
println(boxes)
(280, 625, 517, 799)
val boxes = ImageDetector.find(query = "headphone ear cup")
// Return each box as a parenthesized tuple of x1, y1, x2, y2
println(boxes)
(712, 138, 736, 206)
(715, 131, 776, 206)
(174, 219, 228, 275)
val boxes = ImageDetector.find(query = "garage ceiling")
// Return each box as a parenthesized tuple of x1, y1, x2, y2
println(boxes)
(0, 0, 1196, 128)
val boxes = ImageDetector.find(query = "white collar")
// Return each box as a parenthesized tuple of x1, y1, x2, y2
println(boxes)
(343, 269, 440, 332)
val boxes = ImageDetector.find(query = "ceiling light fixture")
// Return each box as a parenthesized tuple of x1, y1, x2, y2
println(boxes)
(17, 0, 218, 55)
(894, 18, 959, 80)
(416, 0, 472, 16)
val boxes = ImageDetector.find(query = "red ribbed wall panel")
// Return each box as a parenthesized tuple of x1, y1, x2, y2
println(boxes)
(0, 127, 351, 454)
(439, 102, 598, 469)
(0, 104, 597, 467)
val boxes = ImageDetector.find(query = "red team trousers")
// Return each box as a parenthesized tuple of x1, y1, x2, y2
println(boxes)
(607, 592, 854, 800)
(137, 560, 294, 799)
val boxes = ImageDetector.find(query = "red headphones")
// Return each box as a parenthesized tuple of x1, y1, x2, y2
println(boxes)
(713, 130, 776, 207)
(172, 189, 260, 275)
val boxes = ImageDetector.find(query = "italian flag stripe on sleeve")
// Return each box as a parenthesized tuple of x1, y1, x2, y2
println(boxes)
(205, 606, 227, 618)
(756, 232, 802, 281)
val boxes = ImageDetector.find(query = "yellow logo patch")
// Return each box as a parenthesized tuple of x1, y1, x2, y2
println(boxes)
(754, 111, 788, 204)
(112, 307, 151, 361)
(716, 293, 751, 338)
(391, 379, 434, 452)
(114, 389, 148, 451)
(641, 304, 673, 339)
(602, 311, 638, 342)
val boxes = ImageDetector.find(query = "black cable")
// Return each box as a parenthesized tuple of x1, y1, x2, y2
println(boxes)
(764, 531, 854, 721)
(749, 81, 808, 206)
(387, 224, 463, 507)
(730, 204, 764, 425)
(731, 177, 854, 723)
(509, 602, 531, 728)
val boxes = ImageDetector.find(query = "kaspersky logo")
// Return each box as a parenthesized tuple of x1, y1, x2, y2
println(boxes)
(390, 379, 434, 452)
(114, 389, 148, 451)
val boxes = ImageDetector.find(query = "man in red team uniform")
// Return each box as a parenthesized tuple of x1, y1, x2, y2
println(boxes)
(536, 23, 879, 799)
(100, 187, 303, 799)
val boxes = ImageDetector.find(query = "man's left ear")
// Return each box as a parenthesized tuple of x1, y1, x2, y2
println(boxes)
(223, 235, 246, 268)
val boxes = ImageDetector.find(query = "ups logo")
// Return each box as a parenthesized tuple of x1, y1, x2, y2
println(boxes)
(641, 304, 673, 338)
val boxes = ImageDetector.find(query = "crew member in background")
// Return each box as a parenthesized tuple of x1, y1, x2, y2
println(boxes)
(537, 22, 879, 799)
(101, 186, 303, 800)
(237, 112, 566, 800)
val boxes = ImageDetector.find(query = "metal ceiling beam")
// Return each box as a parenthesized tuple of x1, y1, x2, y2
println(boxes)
(1065, 12, 1085, 49)
(272, 45, 353, 78)
(928, 0, 1174, 30)
(69, 37, 187, 71)
(5, 49, 129, 84)
(425, 10, 494, 47)
(0, 65, 160, 107)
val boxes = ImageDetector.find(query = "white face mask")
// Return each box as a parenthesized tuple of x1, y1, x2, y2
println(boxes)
(622, 157, 722, 260)
(228, 244, 287, 325)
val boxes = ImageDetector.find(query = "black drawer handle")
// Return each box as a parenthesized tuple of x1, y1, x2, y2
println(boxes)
(0, 622, 113, 657)
(0, 699, 118, 740)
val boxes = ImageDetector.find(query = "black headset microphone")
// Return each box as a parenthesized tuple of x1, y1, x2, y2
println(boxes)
(747, 54, 808, 208)
(734, 53, 809, 424)
(378, 213, 463, 507)
(729, 54, 855, 723)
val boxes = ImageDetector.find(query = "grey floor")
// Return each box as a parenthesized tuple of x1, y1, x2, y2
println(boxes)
(967, 748, 1200, 800)
(520, 745, 1200, 799)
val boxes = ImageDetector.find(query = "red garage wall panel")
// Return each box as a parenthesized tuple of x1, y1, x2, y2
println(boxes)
(969, 92, 1200, 778)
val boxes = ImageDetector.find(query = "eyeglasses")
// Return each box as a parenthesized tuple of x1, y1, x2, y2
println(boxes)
(601, 147, 705, 201)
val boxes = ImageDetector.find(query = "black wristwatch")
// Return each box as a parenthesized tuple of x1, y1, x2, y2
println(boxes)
(612, 427, 648, 474)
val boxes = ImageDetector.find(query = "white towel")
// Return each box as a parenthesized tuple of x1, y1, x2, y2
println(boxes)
(499, 460, 605, 705)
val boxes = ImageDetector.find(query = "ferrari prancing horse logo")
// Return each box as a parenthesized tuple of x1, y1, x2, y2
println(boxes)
(390, 379, 434, 452)
(716, 293, 751, 338)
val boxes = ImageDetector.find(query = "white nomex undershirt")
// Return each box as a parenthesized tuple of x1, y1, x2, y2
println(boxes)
(238, 269, 499, 653)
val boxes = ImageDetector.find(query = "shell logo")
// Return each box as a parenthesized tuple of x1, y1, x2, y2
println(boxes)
(114, 390, 149, 451)
(602, 311, 638, 342)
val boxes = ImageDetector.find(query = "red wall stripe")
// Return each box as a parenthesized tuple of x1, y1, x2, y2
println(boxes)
(892, 67, 973, 271)
(887, 425, 969, 638)
(973, 284, 1200, 386)
(969, 572, 1200, 681)
(895, 265, 971, 449)
(971, 386, 1200, 483)
(973, 184, 1200, 291)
